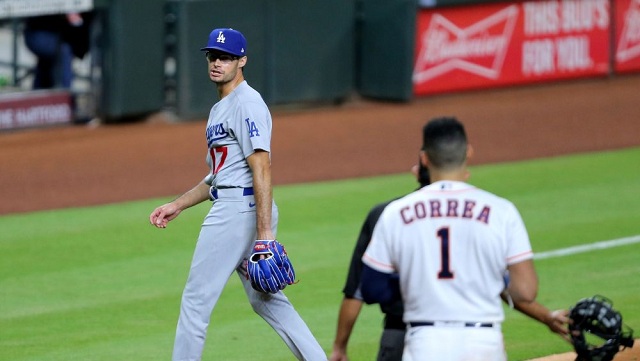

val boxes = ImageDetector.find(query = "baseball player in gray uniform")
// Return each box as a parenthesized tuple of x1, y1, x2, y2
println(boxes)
(149, 28, 326, 361)
(360, 117, 567, 361)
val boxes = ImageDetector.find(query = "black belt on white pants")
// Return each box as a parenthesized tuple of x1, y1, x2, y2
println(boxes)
(409, 321, 495, 328)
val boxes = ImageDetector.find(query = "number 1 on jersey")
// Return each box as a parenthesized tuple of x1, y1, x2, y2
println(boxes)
(437, 227, 454, 279)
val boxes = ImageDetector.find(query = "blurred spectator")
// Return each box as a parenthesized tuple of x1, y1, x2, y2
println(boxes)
(23, 12, 92, 90)
(419, 0, 437, 7)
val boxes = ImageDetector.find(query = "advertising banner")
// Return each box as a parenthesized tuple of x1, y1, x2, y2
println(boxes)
(0, 90, 72, 130)
(614, 0, 640, 73)
(0, 0, 93, 19)
(413, 0, 611, 95)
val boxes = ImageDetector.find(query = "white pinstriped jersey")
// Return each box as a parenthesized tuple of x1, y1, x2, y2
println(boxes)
(203, 81, 272, 188)
(362, 180, 533, 324)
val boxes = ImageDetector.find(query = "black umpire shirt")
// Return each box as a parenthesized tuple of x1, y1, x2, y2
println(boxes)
(342, 199, 405, 330)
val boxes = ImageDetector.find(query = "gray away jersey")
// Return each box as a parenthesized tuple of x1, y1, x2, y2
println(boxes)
(203, 81, 272, 188)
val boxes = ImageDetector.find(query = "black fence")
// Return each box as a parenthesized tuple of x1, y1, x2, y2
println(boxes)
(1, 0, 514, 122)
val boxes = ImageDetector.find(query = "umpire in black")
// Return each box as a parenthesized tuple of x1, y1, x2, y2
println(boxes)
(329, 164, 430, 361)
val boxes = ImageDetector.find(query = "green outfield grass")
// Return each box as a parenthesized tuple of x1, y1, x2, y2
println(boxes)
(1, 147, 639, 361)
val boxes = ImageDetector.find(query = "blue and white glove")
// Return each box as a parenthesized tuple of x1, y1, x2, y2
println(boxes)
(246, 240, 296, 293)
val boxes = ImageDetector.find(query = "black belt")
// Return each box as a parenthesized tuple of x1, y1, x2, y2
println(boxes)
(409, 321, 494, 328)
(210, 187, 254, 200)
(383, 316, 406, 330)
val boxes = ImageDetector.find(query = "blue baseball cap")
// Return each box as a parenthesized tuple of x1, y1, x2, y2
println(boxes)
(200, 28, 247, 57)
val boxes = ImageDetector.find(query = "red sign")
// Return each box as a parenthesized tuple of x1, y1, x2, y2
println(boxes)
(614, 0, 640, 73)
(413, 0, 611, 95)
(0, 90, 72, 130)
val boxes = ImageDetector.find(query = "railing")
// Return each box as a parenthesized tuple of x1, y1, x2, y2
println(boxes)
(0, 0, 95, 89)
(0, 0, 94, 19)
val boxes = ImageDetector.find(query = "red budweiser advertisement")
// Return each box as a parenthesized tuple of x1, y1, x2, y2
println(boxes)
(0, 90, 72, 130)
(614, 0, 640, 73)
(413, 0, 611, 95)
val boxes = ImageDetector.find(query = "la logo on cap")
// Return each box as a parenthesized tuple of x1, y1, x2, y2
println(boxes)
(216, 31, 226, 44)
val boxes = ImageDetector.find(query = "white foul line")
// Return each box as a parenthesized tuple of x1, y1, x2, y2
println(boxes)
(534, 235, 640, 260)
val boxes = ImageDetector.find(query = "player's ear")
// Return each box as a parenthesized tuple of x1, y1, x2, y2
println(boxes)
(238, 56, 247, 68)
(419, 150, 429, 168)
(466, 144, 474, 160)
(410, 164, 419, 178)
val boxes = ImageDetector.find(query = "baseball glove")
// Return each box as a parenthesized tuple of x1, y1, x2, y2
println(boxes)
(568, 295, 634, 361)
(246, 240, 296, 294)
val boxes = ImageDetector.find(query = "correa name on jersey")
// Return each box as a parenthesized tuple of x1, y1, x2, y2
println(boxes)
(399, 199, 491, 225)
(206, 122, 229, 147)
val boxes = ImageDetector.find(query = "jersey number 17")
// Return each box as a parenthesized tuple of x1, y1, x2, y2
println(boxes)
(210, 146, 228, 174)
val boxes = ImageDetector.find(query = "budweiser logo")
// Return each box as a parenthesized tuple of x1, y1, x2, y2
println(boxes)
(413, 5, 519, 83)
(616, 0, 640, 62)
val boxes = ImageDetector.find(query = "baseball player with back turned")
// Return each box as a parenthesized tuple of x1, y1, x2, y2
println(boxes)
(149, 28, 326, 361)
(333, 158, 568, 361)
(360, 116, 563, 361)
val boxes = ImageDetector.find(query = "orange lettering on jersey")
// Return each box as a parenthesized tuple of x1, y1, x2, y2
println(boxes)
(429, 200, 443, 217)
(400, 199, 490, 224)
(415, 202, 427, 219)
(462, 200, 476, 218)
(476, 206, 491, 224)
(400, 206, 414, 224)
(446, 199, 459, 217)
(401, 202, 427, 224)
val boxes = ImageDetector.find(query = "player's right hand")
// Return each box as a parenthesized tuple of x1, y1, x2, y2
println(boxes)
(329, 348, 349, 361)
(149, 203, 181, 228)
(546, 309, 571, 341)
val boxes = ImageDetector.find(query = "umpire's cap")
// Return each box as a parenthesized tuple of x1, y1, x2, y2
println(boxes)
(201, 28, 247, 57)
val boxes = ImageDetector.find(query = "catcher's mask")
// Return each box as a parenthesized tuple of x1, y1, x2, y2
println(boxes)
(569, 295, 634, 361)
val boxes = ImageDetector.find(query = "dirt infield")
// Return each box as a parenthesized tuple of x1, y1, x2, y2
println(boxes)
(2, 74, 640, 216)
(527, 346, 639, 361)
(1, 74, 639, 359)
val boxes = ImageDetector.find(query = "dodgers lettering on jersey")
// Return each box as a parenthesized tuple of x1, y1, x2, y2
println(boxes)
(206, 122, 229, 147)
(203, 81, 272, 188)
(362, 180, 533, 324)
